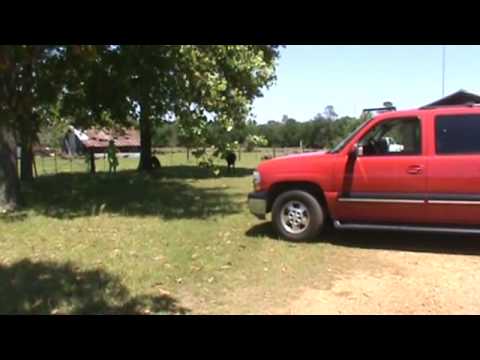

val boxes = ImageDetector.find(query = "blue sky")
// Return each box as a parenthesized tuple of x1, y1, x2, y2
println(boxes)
(251, 45, 480, 123)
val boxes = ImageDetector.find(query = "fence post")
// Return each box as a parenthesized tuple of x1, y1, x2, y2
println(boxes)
(33, 155, 38, 178)
(54, 152, 58, 174)
(16, 147, 20, 178)
(273, 147, 276, 158)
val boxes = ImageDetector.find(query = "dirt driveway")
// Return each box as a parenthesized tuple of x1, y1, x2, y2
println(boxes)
(280, 231, 480, 315)
(179, 226, 480, 315)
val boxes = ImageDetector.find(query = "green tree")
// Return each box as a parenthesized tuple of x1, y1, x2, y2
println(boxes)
(253, 111, 362, 150)
(177, 116, 204, 161)
(0, 46, 84, 208)
(59, 45, 134, 147)
(37, 116, 70, 149)
(0, 46, 67, 182)
(324, 105, 338, 121)
(309, 114, 333, 148)
(281, 116, 301, 147)
(0, 45, 282, 207)
(102, 45, 281, 171)
(47, 46, 129, 175)
(0, 45, 124, 198)
(152, 121, 176, 147)
(245, 134, 268, 152)
(258, 120, 283, 147)
(173, 45, 280, 165)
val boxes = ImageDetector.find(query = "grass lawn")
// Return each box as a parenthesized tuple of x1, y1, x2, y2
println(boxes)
(0, 150, 344, 314)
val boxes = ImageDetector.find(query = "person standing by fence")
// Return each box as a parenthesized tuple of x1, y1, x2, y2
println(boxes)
(107, 140, 119, 174)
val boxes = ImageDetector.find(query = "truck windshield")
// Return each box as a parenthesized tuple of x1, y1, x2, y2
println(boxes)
(328, 118, 373, 154)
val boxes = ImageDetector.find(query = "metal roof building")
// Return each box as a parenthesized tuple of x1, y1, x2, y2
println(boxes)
(63, 126, 141, 156)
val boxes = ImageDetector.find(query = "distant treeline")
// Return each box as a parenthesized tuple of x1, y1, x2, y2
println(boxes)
(154, 113, 364, 150)
(255, 114, 363, 149)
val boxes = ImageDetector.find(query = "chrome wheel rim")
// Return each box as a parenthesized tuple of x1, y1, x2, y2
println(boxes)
(280, 200, 310, 234)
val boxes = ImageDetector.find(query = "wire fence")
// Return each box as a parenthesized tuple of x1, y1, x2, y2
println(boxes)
(20, 146, 320, 177)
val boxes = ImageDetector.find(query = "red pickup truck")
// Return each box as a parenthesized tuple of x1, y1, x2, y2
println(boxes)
(248, 105, 480, 241)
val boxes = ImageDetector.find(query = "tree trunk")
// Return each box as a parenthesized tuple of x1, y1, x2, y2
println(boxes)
(0, 124, 20, 211)
(19, 61, 36, 182)
(20, 132, 34, 182)
(138, 105, 153, 171)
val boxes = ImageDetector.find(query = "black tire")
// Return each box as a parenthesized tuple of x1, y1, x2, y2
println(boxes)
(271, 190, 325, 242)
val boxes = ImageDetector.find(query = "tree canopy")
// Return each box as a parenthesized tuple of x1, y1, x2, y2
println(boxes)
(0, 45, 282, 209)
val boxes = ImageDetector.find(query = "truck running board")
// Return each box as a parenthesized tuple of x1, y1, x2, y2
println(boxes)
(333, 220, 480, 235)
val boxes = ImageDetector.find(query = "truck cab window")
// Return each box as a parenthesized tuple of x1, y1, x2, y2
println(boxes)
(359, 118, 421, 156)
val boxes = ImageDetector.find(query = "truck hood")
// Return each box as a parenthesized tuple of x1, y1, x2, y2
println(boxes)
(257, 150, 334, 179)
(256, 150, 336, 191)
(269, 150, 328, 161)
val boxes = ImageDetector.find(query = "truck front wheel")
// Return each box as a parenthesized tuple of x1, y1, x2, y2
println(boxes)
(272, 190, 325, 242)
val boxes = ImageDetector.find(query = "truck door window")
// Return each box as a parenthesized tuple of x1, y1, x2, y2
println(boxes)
(359, 118, 421, 156)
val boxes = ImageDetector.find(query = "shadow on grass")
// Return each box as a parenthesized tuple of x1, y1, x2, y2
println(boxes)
(160, 165, 253, 179)
(0, 212, 28, 223)
(18, 166, 248, 219)
(0, 259, 189, 314)
(246, 222, 480, 256)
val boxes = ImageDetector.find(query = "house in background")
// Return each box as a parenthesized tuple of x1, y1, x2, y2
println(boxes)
(422, 89, 480, 108)
(63, 126, 141, 158)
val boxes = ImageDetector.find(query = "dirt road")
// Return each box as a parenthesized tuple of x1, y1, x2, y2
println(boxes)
(281, 232, 480, 315)
(180, 228, 480, 315)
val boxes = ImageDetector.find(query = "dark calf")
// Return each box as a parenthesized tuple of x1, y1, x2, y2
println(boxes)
(225, 151, 236, 172)
(151, 156, 161, 169)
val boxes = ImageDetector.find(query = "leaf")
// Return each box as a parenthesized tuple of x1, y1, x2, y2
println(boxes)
(157, 288, 171, 296)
